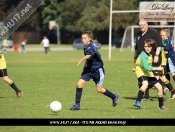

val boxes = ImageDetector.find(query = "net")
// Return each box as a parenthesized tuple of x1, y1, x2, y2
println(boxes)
(120, 25, 175, 52)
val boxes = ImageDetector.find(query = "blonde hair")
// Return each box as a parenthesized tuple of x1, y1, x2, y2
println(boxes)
(160, 29, 169, 36)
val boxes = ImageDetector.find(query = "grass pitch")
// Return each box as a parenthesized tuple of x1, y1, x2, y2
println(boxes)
(0, 48, 174, 132)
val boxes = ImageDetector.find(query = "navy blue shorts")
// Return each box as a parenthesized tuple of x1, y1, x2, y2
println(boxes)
(81, 67, 105, 86)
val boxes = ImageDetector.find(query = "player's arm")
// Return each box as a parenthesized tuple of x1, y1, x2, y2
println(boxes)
(155, 46, 161, 56)
(83, 60, 87, 70)
(141, 55, 163, 71)
(164, 51, 168, 54)
(40, 40, 43, 45)
(48, 40, 50, 47)
(77, 55, 91, 67)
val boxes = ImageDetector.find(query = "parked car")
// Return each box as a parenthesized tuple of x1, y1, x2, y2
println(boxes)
(112, 37, 131, 48)
(0, 38, 14, 49)
(73, 38, 101, 50)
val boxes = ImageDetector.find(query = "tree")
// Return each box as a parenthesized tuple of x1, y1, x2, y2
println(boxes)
(41, 0, 64, 30)
(61, 0, 139, 38)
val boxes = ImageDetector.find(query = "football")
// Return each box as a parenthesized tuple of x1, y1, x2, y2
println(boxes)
(50, 101, 62, 112)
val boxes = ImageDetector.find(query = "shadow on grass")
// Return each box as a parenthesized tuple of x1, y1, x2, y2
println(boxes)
(123, 96, 158, 101)
(0, 96, 6, 98)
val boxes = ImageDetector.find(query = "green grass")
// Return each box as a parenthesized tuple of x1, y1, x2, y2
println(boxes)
(0, 48, 174, 132)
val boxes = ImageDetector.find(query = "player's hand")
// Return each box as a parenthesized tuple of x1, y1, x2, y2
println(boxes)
(157, 67, 163, 71)
(132, 68, 136, 72)
(77, 60, 82, 67)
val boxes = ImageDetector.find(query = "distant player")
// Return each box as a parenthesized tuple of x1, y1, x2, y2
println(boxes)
(20, 39, 27, 53)
(70, 30, 119, 110)
(40, 36, 50, 54)
(160, 29, 175, 99)
(158, 40, 175, 99)
(132, 39, 168, 110)
(0, 49, 23, 98)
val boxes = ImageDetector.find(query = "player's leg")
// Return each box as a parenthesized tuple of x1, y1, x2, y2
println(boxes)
(94, 68, 119, 107)
(168, 58, 175, 81)
(133, 76, 148, 108)
(70, 69, 90, 110)
(159, 75, 175, 99)
(154, 82, 168, 110)
(1, 69, 23, 98)
(70, 79, 86, 110)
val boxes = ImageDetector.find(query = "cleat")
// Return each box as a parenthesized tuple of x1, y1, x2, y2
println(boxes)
(159, 105, 168, 110)
(170, 93, 175, 99)
(133, 101, 141, 109)
(16, 91, 23, 98)
(112, 94, 119, 107)
(70, 104, 80, 110)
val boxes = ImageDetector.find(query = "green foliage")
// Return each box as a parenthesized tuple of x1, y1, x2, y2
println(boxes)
(0, 48, 175, 131)
(60, 0, 139, 32)
(41, 0, 64, 30)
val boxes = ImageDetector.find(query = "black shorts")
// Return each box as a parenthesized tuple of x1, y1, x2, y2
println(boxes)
(138, 76, 158, 89)
(152, 55, 162, 76)
(0, 69, 8, 77)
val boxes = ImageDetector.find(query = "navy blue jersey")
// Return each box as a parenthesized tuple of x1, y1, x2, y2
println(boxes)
(84, 42, 103, 70)
(164, 37, 174, 58)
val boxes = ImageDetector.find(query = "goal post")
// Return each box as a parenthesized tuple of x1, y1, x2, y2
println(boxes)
(120, 25, 175, 52)
(108, 0, 139, 60)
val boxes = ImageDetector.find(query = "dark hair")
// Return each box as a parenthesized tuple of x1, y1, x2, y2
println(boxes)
(144, 39, 157, 51)
(82, 30, 94, 42)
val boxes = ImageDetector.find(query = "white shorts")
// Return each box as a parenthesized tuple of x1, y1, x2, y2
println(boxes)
(168, 58, 175, 73)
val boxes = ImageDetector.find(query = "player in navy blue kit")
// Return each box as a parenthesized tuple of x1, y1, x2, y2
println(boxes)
(70, 30, 119, 110)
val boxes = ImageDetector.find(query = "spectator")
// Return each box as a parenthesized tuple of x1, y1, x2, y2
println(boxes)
(40, 36, 50, 54)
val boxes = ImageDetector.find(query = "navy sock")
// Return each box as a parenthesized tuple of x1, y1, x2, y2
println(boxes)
(75, 88, 83, 105)
(103, 89, 116, 99)
(10, 82, 21, 92)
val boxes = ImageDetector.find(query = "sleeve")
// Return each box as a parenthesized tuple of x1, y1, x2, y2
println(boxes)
(164, 40, 170, 51)
(168, 39, 174, 50)
(85, 46, 95, 57)
(140, 53, 152, 71)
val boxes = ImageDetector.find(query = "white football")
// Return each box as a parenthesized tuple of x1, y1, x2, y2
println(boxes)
(50, 101, 62, 112)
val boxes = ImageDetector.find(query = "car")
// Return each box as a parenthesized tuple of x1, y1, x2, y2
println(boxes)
(73, 38, 101, 50)
(112, 37, 131, 48)
(0, 37, 14, 49)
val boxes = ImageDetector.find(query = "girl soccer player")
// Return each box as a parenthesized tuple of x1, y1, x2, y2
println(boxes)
(132, 39, 168, 110)
(70, 30, 119, 110)
(0, 49, 23, 98)
(160, 29, 175, 99)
